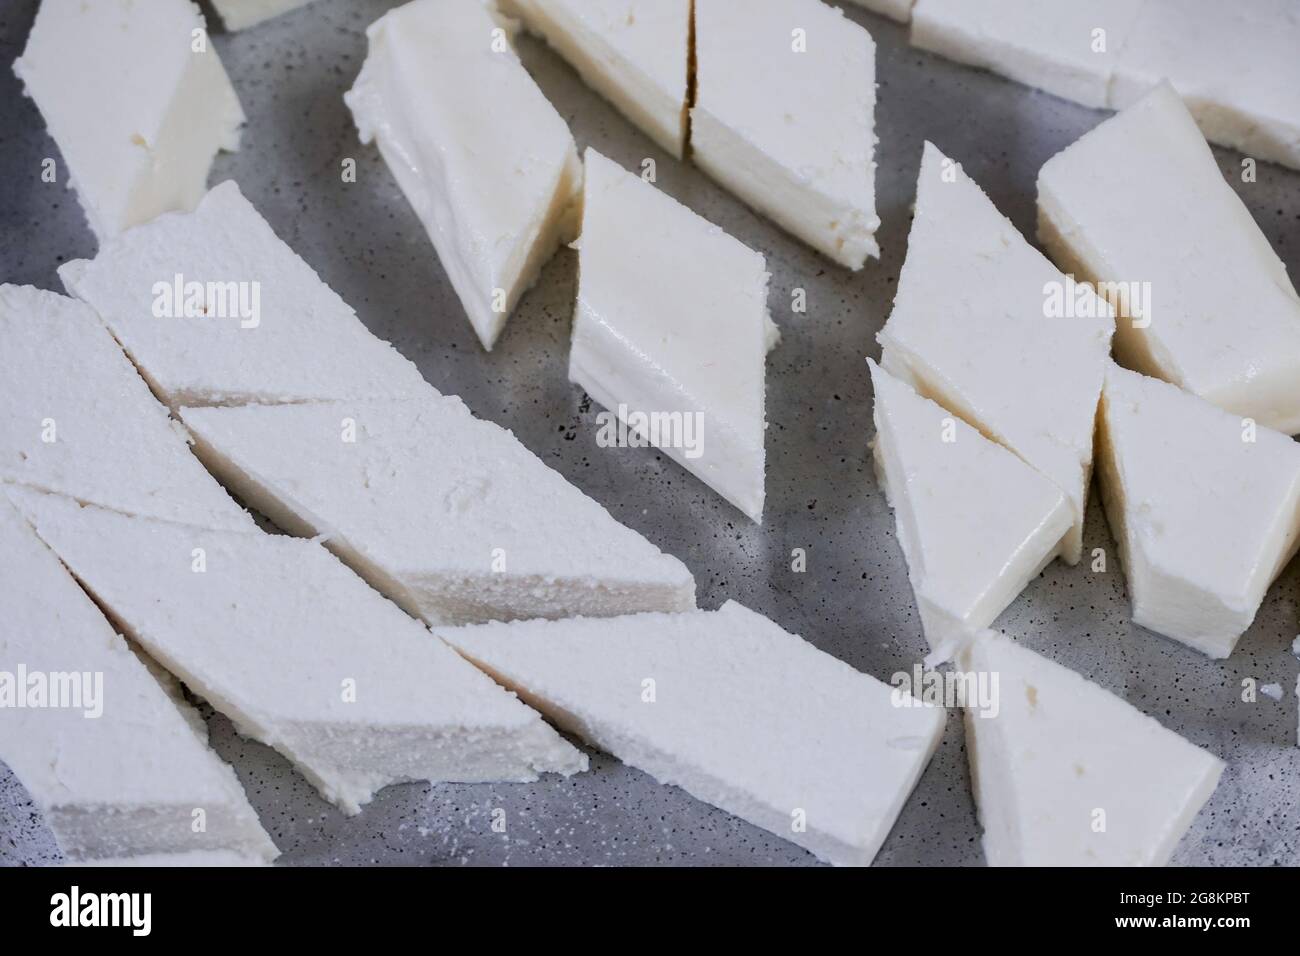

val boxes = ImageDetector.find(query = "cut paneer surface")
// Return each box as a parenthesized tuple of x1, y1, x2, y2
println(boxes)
(1096, 363, 1300, 658)
(211, 0, 317, 31)
(437, 601, 945, 866)
(504, 0, 691, 159)
(692, 0, 880, 268)
(0, 285, 252, 532)
(179, 395, 697, 625)
(910, 0, 1143, 110)
(570, 149, 774, 522)
(1110, 0, 1300, 170)
(10, 489, 588, 815)
(0, 498, 276, 863)
(13, 0, 244, 242)
(878, 142, 1114, 565)
(869, 361, 1071, 662)
(1038, 82, 1300, 434)
(961, 631, 1224, 866)
(345, 0, 583, 351)
(58, 181, 429, 409)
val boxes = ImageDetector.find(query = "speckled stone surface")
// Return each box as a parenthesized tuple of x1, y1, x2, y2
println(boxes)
(1, 0, 1298, 867)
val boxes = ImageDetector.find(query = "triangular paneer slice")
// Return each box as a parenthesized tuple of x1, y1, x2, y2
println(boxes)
(180, 395, 696, 625)
(570, 148, 775, 522)
(0, 284, 252, 532)
(878, 142, 1114, 565)
(0, 497, 276, 864)
(503, 0, 691, 158)
(960, 631, 1224, 866)
(12, 0, 244, 241)
(869, 361, 1071, 661)
(58, 181, 430, 409)
(436, 601, 946, 866)
(1096, 363, 1300, 658)
(345, 0, 583, 351)
(1039, 82, 1300, 434)
(692, 0, 880, 268)
(8, 488, 588, 815)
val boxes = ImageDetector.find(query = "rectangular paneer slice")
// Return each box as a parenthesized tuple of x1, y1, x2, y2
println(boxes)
(0, 498, 276, 864)
(1108, 0, 1300, 170)
(1096, 363, 1300, 658)
(869, 361, 1071, 662)
(58, 181, 429, 409)
(692, 0, 880, 269)
(0, 285, 252, 532)
(179, 395, 696, 625)
(9, 489, 587, 814)
(571, 149, 775, 522)
(13, 0, 244, 241)
(437, 601, 946, 866)
(210, 0, 318, 31)
(910, 0, 1143, 110)
(503, 0, 691, 159)
(1038, 83, 1300, 434)
(961, 632, 1224, 866)
(345, 0, 583, 351)
(878, 142, 1114, 565)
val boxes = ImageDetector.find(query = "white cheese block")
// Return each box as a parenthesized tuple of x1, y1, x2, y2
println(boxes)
(1109, 0, 1300, 171)
(877, 142, 1114, 565)
(344, 0, 583, 351)
(1096, 363, 1300, 658)
(0, 284, 252, 533)
(961, 631, 1224, 866)
(1038, 82, 1300, 434)
(910, 0, 1143, 111)
(9, 489, 588, 814)
(503, 0, 691, 159)
(437, 601, 946, 866)
(211, 0, 317, 31)
(846, 0, 915, 24)
(0, 497, 276, 863)
(178, 395, 697, 625)
(58, 181, 429, 409)
(570, 149, 774, 522)
(692, 0, 880, 269)
(869, 361, 1071, 662)
(12, 0, 244, 242)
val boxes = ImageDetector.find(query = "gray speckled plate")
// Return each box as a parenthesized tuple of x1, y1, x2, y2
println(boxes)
(1, 0, 1297, 867)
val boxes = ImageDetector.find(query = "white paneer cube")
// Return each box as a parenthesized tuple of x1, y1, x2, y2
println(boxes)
(0, 497, 276, 864)
(570, 149, 775, 522)
(1096, 363, 1300, 658)
(1038, 82, 1300, 434)
(11, 489, 588, 815)
(178, 394, 697, 625)
(438, 601, 946, 867)
(910, 0, 1143, 110)
(504, 0, 692, 158)
(692, 0, 880, 268)
(345, 0, 583, 350)
(962, 631, 1224, 866)
(869, 361, 1072, 662)
(13, 0, 245, 242)
(878, 142, 1114, 565)
(1110, 0, 1300, 170)
(58, 181, 430, 409)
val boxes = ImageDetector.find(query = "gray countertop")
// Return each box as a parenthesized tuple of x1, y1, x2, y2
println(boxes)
(1, 0, 1298, 867)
